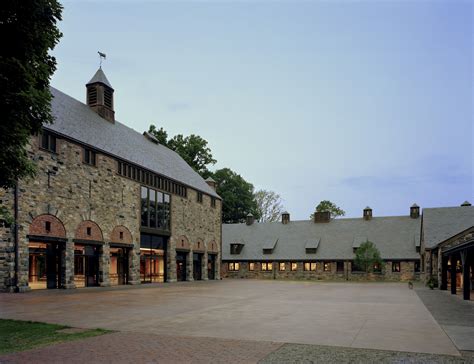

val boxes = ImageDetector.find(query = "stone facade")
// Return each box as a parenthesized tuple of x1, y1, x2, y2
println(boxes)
(222, 260, 419, 282)
(0, 131, 221, 292)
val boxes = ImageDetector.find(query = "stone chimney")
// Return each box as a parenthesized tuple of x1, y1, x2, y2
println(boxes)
(363, 206, 372, 220)
(282, 211, 290, 224)
(246, 213, 255, 226)
(314, 211, 330, 223)
(86, 68, 115, 123)
(410, 203, 420, 218)
(461, 201, 472, 207)
(205, 177, 217, 191)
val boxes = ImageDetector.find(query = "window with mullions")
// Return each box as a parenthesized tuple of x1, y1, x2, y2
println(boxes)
(141, 186, 171, 230)
(261, 262, 273, 271)
(228, 262, 240, 271)
(291, 262, 298, 271)
(323, 262, 331, 272)
(392, 261, 401, 273)
(279, 262, 286, 271)
(40, 131, 56, 153)
(249, 262, 255, 271)
(304, 262, 317, 271)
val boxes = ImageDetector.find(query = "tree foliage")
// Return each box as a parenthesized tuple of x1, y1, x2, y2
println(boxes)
(209, 168, 258, 223)
(0, 0, 63, 188)
(310, 200, 345, 219)
(254, 189, 284, 223)
(354, 241, 384, 274)
(148, 124, 216, 177)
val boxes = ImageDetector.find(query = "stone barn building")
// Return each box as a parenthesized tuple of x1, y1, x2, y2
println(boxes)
(222, 206, 422, 282)
(0, 68, 222, 292)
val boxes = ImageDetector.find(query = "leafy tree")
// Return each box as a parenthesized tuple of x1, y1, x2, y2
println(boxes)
(254, 189, 284, 223)
(0, 0, 63, 188)
(354, 241, 384, 275)
(209, 168, 258, 223)
(148, 124, 216, 177)
(310, 200, 345, 219)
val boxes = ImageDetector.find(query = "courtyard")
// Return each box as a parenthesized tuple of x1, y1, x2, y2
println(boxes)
(1, 279, 472, 362)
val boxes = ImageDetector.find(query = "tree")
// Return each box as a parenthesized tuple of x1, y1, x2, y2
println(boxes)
(310, 200, 345, 219)
(254, 189, 284, 223)
(354, 241, 384, 275)
(209, 168, 258, 223)
(148, 125, 216, 177)
(0, 1, 63, 188)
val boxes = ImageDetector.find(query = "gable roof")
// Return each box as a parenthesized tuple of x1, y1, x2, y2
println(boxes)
(422, 206, 474, 249)
(47, 87, 219, 198)
(222, 216, 421, 261)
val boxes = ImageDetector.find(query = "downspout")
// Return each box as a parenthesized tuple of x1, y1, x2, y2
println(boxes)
(14, 183, 19, 292)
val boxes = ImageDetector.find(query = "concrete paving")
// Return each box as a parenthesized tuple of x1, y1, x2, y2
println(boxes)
(0, 280, 460, 356)
(416, 288, 474, 351)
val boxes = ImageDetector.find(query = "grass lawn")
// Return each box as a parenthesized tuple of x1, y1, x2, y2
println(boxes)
(0, 319, 110, 354)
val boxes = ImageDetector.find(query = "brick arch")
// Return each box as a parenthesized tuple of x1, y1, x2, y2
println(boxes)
(75, 220, 103, 241)
(177, 235, 190, 250)
(110, 225, 132, 244)
(193, 238, 205, 252)
(29, 214, 66, 238)
(207, 240, 218, 253)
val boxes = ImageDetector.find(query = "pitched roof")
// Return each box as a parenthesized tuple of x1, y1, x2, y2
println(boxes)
(86, 68, 113, 89)
(222, 216, 421, 261)
(47, 87, 220, 198)
(422, 206, 474, 249)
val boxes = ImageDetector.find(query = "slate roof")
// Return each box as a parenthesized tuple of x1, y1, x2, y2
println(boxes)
(422, 206, 474, 249)
(46, 87, 220, 198)
(86, 68, 113, 89)
(222, 216, 421, 261)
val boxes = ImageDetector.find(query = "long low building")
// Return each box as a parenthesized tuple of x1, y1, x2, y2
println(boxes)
(222, 202, 474, 297)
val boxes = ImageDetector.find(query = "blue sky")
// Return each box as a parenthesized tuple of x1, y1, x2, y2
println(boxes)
(52, 1, 473, 220)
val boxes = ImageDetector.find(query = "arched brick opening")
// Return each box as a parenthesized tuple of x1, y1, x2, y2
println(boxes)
(75, 220, 103, 242)
(29, 214, 66, 238)
(177, 235, 190, 251)
(207, 240, 218, 254)
(193, 238, 205, 252)
(110, 225, 132, 244)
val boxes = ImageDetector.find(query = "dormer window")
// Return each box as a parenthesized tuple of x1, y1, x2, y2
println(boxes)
(230, 243, 244, 255)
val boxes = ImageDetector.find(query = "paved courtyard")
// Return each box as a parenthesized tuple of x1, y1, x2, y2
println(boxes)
(0, 280, 461, 357)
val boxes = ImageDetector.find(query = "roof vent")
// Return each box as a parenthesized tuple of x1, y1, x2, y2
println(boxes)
(282, 211, 290, 224)
(410, 203, 420, 219)
(363, 206, 372, 220)
(143, 131, 159, 144)
(86, 68, 115, 123)
(461, 201, 471, 207)
(246, 213, 255, 226)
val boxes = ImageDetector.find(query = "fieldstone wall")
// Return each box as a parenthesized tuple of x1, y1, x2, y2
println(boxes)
(169, 189, 221, 282)
(222, 260, 419, 282)
(0, 133, 222, 291)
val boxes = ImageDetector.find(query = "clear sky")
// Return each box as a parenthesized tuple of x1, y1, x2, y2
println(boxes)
(51, 0, 473, 220)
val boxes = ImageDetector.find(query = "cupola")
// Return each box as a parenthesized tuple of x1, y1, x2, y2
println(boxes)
(282, 211, 290, 224)
(246, 213, 255, 226)
(363, 206, 373, 220)
(86, 68, 115, 123)
(205, 177, 217, 191)
(410, 203, 420, 218)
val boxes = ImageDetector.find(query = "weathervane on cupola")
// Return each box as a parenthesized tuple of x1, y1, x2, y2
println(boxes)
(98, 51, 106, 68)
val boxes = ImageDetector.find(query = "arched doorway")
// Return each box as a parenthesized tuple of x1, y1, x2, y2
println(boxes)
(74, 220, 103, 288)
(109, 226, 133, 285)
(207, 240, 218, 280)
(176, 236, 190, 282)
(27, 214, 67, 289)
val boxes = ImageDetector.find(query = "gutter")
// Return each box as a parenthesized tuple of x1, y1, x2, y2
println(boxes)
(14, 183, 19, 292)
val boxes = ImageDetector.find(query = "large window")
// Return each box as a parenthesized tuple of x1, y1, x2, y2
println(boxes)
(41, 131, 56, 153)
(304, 262, 317, 271)
(261, 262, 273, 271)
(141, 186, 170, 230)
(140, 233, 166, 283)
(228, 262, 240, 271)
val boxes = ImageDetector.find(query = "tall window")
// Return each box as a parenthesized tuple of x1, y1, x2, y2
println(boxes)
(197, 192, 203, 203)
(336, 261, 344, 272)
(261, 262, 273, 271)
(41, 131, 56, 153)
(279, 262, 286, 271)
(211, 197, 216, 208)
(84, 148, 96, 166)
(392, 262, 401, 272)
(228, 262, 240, 271)
(291, 262, 298, 271)
(141, 186, 170, 230)
(249, 262, 255, 271)
(414, 261, 420, 273)
(304, 262, 317, 271)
